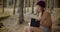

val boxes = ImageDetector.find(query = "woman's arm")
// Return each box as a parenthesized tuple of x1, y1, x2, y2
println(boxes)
(40, 12, 52, 27)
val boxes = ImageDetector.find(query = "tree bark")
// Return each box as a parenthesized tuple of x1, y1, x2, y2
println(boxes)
(32, 0, 34, 14)
(7, 0, 9, 8)
(13, 0, 17, 14)
(2, 0, 4, 13)
(50, 0, 54, 13)
(18, 0, 24, 24)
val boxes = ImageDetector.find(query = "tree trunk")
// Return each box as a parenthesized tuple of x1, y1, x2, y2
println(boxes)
(18, 0, 24, 24)
(7, 0, 9, 8)
(32, 0, 34, 14)
(13, 0, 17, 14)
(2, 0, 4, 13)
(50, 0, 54, 13)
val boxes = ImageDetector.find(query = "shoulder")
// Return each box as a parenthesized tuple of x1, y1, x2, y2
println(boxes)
(44, 11, 51, 16)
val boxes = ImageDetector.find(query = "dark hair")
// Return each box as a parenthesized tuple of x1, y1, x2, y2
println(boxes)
(41, 10, 45, 16)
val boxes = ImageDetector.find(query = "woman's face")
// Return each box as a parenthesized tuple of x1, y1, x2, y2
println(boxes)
(36, 5, 43, 12)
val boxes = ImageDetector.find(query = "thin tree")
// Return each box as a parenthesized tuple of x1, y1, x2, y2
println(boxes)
(18, 0, 24, 24)
(7, 0, 9, 8)
(13, 0, 17, 14)
(32, 0, 34, 14)
(50, 0, 54, 13)
(2, 0, 4, 13)
(23, 0, 26, 13)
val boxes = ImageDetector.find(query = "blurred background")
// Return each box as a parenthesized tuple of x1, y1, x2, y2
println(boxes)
(0, 0, 60, 32)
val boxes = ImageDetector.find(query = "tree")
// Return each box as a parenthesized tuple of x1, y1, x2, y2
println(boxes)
(32, 0, 34, 13)
(2, 0, 4, 13)
(50, 0, 54, 13)
(13, 0, 17, 14)
(18, 0, 24, 24)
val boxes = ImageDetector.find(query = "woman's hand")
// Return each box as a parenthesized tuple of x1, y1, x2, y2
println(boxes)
(35, 17, 40, 22)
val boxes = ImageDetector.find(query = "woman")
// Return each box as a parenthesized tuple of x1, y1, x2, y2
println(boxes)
(25, 1, 52, 32)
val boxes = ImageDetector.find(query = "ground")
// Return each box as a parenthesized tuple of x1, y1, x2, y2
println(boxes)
(0, 14, 28, 32)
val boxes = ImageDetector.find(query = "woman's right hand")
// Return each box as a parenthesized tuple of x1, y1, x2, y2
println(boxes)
(34, 17, 40, 22)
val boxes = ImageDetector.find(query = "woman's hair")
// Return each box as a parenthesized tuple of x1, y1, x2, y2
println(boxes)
(36, 1, 46, 8)
(42, 10, 45, 16)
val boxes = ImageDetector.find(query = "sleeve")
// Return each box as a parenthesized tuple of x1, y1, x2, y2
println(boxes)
(40, 12, 52, 27)
(43, 13, 52, 27)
